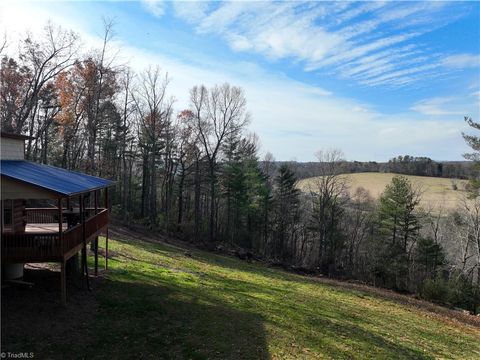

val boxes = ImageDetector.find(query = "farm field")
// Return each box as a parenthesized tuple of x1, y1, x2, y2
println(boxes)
(298, 172, 469, 211)
(2, 229, 479, 359)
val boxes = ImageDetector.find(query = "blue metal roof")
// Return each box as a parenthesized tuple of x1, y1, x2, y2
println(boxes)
(1, 160, 114, 197)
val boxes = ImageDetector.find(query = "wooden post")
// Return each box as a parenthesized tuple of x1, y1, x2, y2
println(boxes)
(94, 237, 99, 276)
(1, 200, 3, 233)
(65, 196, 80, 281)
(61, 259, 66, 307)
(80, 194, 84, 281)
(105, 228, 109, 270)
(105, 188, 109, 270)
(105, 188, 109, 211)
(59, 198, 67, 306)
(94, 190, 98, 276)
(80, 194, 90, 291)
(58, 198, 63, 235)
(95, 190, 98, 214)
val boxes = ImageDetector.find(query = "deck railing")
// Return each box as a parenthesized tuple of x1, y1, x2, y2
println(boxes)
(26, 208, 59, 223)
(2, 209, 108, 263)
(85, 209, 109, 239)
(1, 233, 61, 262)
(61, 209, 109, 256)
(26, 208, 97, 224)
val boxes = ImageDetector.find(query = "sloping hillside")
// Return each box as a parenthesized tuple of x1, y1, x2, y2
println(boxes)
(298, 172, 469, 210)
(2, 230, 479, 359)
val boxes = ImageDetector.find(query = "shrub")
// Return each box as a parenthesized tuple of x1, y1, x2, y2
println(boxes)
(421, 275, 480, 314)
(421, 278, 449, 304)
(447, 275, 480, 315)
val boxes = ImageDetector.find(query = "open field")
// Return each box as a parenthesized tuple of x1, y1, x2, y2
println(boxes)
(298, 172, 469, 211)
(2, 228, 479, 359)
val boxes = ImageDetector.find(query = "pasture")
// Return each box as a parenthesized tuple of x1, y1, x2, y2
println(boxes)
(298, 172, 469, 211)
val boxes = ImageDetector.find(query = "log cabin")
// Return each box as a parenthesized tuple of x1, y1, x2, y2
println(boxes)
(1, 132, 114, 306)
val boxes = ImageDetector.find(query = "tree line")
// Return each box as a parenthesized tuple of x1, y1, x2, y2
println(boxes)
(1, 23, 479, 313)
(271, 158, 473, 181)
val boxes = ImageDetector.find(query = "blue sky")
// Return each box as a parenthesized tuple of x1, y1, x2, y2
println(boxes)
(1, 1, 479, 161)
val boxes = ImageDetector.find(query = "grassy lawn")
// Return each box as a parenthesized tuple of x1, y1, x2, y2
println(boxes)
(298, 172, 469, 211)
(2, 233, 480, 359)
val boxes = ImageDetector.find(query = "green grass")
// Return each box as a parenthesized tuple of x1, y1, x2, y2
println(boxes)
(72, 235, 479, 359)
(298, 172, 469, 211)
(5, 234, 478, 359)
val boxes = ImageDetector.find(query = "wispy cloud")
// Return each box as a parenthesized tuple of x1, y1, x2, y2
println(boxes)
(441, 54, 480, 69)
(173, 1, 476, 87)
(141, 0, 165, 18)
(172, 1, 209, 23)
(411, 97, 468, 116)
(0, 1, 477, 161)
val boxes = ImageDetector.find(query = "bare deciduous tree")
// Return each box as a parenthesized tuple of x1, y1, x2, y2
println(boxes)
(310, 149, 349, 274)
(9, 22, 78, 134)
(190, 83, 250, 241)
(132, 66, 174, 224)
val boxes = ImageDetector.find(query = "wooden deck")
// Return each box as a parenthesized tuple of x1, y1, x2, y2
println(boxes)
(1, 209, 108, 263)
(24, 223, 67, 233)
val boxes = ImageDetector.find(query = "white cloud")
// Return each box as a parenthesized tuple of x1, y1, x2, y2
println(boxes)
(442, 54, 480, 69)
(196, 2, 343, 64)
(174, 1, 476, 87)
(0, 1, 476, 162)
(141, 0, 165, 18)
(411, 97, 469, 116)
(172, 1, 209, 23)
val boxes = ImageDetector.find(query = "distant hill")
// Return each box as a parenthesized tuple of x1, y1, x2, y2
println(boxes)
(261, 160, 473, 180)
(297, 172, 469, 210)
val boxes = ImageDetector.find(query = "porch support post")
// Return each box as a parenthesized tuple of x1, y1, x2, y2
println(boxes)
(95, 190, 98, 214)
(80, 194, 90, 291)
(94, 191, 98, 276)
(105, 188, 109, 270)
(94, 236, 99, 276)
(105, 228, 109, 270)
(1, 200, 3, 233)
(105, 188, 109, 212)
(58, 198, 63, 237)
(61, 259, 66, 307)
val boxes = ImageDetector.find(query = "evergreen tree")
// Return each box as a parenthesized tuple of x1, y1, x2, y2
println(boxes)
(462, 116, 480, 196)
(273, 165, 300, 263)
(415, 237, 446, 281)
(376, 176, 421, 290)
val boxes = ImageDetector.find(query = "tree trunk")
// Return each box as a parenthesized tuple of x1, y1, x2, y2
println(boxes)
(209, 165, 215, 242)
(194, 158, 201, 242)
(177, 165, 185, 226)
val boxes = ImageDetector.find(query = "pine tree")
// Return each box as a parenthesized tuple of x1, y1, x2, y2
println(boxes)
(273, 165, 300, 263)
(462, 116, 480, 196)
(377, 176, 421, 290)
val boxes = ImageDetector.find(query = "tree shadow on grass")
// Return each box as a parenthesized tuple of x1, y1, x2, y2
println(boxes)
(3, 234, 473, 360)
(104, 235, 463, 359)
(89, 278, 269, 360)
(97, 263, 436, 360)
(1, 266, 270, 360)
(185, 272, 437, 360)
(1, 266, 100, 359)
